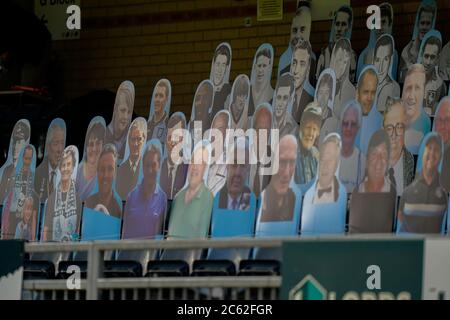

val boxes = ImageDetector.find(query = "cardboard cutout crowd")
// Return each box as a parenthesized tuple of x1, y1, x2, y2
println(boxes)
(1, 0, 449, 247)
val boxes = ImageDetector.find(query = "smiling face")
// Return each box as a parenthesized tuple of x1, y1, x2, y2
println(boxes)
(213, 54, 228, 87)
(341, 107, 359, 148)
(318, 141, 339, 188)
(60, 153, 74, 185)
(153, 84, 168, 117)
(367, 143, 389, 185)
(435, 101, 450, 144)
(422, 139, 441, 180)
(194, 84, 212, 120)
(334, 11, 350, 41)
(300, 119, 320, 150)
(331, 47, 350, 80)
(272, 137, 297, 196)
(384, 103, 406, 164)
(402, 71, 425, 125)
(357, 72, 378, 115)
(166, 121, 183, 158)
(114, 93, 133, 137)
(255, 55, 271, 85)
(290, 11, 311, 46)
(97, 152, 116, 197)
(22, 148, 33, 173)
(87, 135, 103, 167)
(317, 81, 331, 109)
(211, 113, 228, 143)
(227, 161, 249, 198)
(23, 198, 33, 224)
(291, 48, 310, 90)
(374, 44, 392, 82)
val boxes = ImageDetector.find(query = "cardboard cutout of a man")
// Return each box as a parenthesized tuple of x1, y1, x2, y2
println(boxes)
(273, 73, 298, 137)
(228, 74, 250, 130)
(433, 97, 450, 191)
(210, 43, 232, 117)
(147, 79, 171, 147)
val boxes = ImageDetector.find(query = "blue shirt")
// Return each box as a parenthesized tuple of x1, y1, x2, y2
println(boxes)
(122, 183, 167, 239)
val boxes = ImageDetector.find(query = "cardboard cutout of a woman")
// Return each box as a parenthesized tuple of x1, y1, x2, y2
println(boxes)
(76, 116, 106, 201)
(0, 119, 30, 204)
(104, 80, 135, 162)
(316, 5, 357, 84)
(255, 134, 302, 237)
(349, 130, 397, 233)
(301, 133, 347, 236)
(433, 96, 450, 191)
(122, 140, 167, 240)
(402, 64, 431, 154)
(168, 140, 213, 239)
(338, 101, 366, 193)
(417, 30, 447, 115)
(35, 118, 66, 203)
(116, 117, 147, 201)
(397, 132, 447, 234)
(356, 3, 398, 82)
(356, 65, 383, 156)
(1, 145, 37, 240)
(42, 146, 81, 242)
(373, 34, 401, 112)
(189, 79, 214, 139)
(228, 74, 250, 130)
(147, 79, 171, 147)
(206, 110, 231, 196)
(82, 144, 122, 240)
(210, 42, 232, 116)
(248, 43, 275, 117)
(399, 0, 437, 83)
(330, 38, 356, 122)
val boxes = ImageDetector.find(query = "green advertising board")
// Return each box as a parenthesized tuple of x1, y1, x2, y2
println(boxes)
(281, 239, 424, 300)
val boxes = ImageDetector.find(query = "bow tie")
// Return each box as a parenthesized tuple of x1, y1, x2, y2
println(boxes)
(318, 186, 332, 198)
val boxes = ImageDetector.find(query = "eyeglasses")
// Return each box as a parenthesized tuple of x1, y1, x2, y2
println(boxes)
(384, 123, 405, 137)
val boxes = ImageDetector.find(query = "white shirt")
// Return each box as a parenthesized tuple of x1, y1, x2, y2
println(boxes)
(227, 194, 242, 210)
(392, 152, 404, 196)
(167, 162, 178, 198)
(313, 181, 336, 204)
(339, 148, 365, 193)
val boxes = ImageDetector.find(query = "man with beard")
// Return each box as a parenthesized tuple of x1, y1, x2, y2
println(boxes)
(399, 2, 436, 83)
(290, 40, 314, 123)
(419, 33, 447, 115)
(273, 73, 298, 137)
(398, 134, 448, 234)
(147, 80, 170, 146)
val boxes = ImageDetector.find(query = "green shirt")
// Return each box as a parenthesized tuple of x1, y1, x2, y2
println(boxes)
(168, 183, 213, 239)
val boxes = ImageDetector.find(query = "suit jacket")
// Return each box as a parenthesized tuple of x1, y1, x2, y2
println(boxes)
(218, 185, 252, 210)
(116, 159, 141, 201)
(34, 158, 52, 203)
(0, 163, 14, 204)
(292, 88, 314, 123)
(160, 160, 188, 200)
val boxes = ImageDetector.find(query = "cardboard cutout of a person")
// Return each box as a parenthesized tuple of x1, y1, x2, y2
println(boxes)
(76, 117, 106, 201)
(433, 96, 450, 191)
(399, 0, 437, 83)
(116, 117, 147, 201)
(189, 80, 214, 139)
(1, 145, 38, 240)
(417, 30, 447, 115)
(248, 44, 275, 117)
(383, 99, 415, 196)
(397, 133, 448, 234)
(147, 79, 171, 147)
(301, 133, 347, 235)
(34, 118, 66, 203)
(210, 43, 232, 117)
(227, 74, 250, 130)
(273, 73, 298, 137)
(42, 146, 81, 242)
(104, 80, 135, 162)
(438, 40, 450, 81)
(316, 5, 357, 84)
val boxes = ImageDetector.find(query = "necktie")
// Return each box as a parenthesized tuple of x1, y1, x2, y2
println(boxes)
(318, 186, 332, 198)
(49, 170, 56, 194)
(168, 166, 174, 199)
(253, 164, 261, 197)
(231, 198, 238, 210)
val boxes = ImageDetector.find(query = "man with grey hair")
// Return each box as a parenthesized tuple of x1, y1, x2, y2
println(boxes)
(35, 121, 66, 202)
(117, 118, 147, 200)
(339, 101, 365, 193)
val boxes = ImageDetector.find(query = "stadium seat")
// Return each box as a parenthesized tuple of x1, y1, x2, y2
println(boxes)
(191, 259, 236, 276)
(146, 260, 189, 277)
(23, 260, 55, 280)
(238, 259, 280, 276)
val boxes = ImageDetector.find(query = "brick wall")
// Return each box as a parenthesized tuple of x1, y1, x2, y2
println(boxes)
(51, 0, 450, 118)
